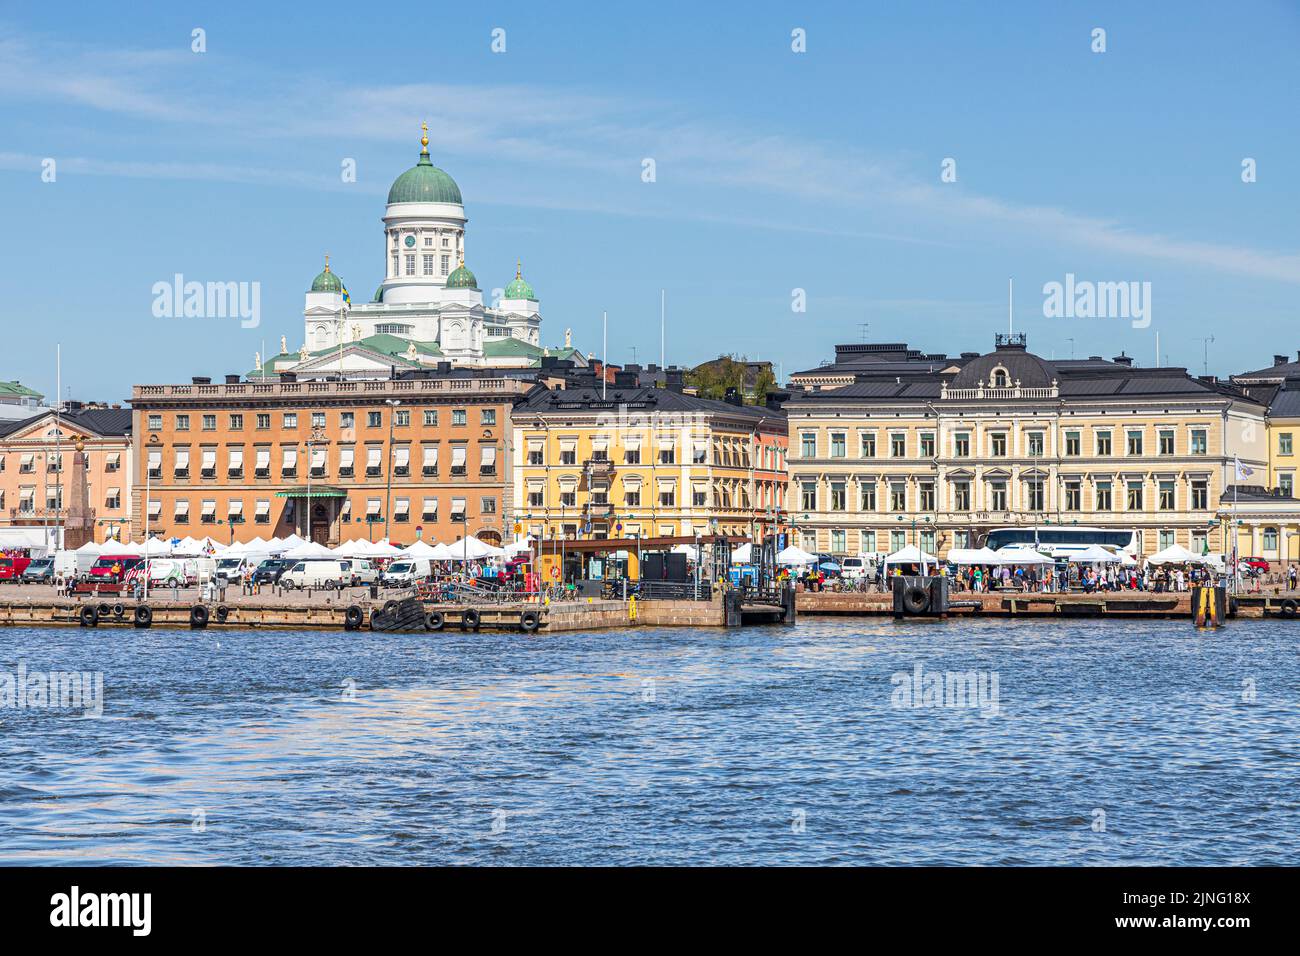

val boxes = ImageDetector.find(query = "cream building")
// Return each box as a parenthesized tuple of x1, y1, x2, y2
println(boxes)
(785, 335, 1267, 559)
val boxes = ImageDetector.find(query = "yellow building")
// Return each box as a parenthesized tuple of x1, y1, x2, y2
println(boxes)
(786, 336, 1267, 560)
(1226, 359, 1300, 567)
(510, 377, 788, 546)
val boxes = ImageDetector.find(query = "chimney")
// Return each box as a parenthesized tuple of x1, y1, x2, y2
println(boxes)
(191, 376, 211, 385)
(280, 372, 297, 383)
(225, 374, 241, 384)
(765, 390, 790, 411)
(436, 361, 452, 374)
(723, 386, 743, 406)
(1275, 355, 1288, 366)
(1112, 353, 1133, 366)
(614, 370, 638, 388)
(664, 368, 684, 393)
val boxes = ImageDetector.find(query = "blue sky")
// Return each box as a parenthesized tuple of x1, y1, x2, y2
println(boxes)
(2, 0, 1298, 401)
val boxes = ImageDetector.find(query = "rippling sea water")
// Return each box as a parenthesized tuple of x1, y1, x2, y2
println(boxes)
(0, 618, 1294, 865)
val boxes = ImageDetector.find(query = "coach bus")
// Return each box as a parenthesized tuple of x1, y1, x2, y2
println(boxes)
(981, 526, 1138, 555)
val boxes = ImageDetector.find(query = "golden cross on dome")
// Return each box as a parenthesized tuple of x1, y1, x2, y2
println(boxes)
(324, 253, 330, 273)
(420, 121, 429, 153)
(516, 259, 522, 279)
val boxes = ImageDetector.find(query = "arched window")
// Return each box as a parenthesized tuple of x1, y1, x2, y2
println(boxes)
(990, 366, 1010, 388)
(313, 325, 329, 348)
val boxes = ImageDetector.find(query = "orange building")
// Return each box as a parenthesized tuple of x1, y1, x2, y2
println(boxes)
(0, 406, 134, 546)
(129, 373, 536, 546)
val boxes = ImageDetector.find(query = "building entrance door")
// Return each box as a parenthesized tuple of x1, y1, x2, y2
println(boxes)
(310, 503, 330, 545)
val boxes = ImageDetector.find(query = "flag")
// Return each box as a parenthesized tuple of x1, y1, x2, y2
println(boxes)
(1233, 457, 1254, 481)
(341, 284, 351, 306)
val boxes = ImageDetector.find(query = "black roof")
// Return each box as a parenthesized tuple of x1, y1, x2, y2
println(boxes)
(0, 407, 132, 438)
(515, 384, 785, 421)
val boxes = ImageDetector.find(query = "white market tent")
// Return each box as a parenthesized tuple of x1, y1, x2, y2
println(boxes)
(1146, 544, 1206, 566)
(671, 543, 700, 562)
(503, 535, 534, 557)
(995, 546, 1054, 566)
(331, 538, 374, 558)
(139, 536, 172, 556)
(367, 540, 403, 558)
(397, 540, 440, 559)
(74, 540, 103, 556)
(282, 541, 336, 560)
(1068, 544, 1123, 564)
(439, 536, 506, 561)
(946, 547, 1002, 565)
(883, 544, 938, 571)
(429, 542, 454, 560)
(776, 545, 817, 566)
(730, 542, 753, 564)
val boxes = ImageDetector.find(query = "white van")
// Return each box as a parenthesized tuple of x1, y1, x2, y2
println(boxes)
(339, 559, 378, 586)
(145, 558, 197, 587)
(280, 559, 350, 590)
(381, 558, 432, 588)
(214, 554, 268, 583)
(840, 556, 869, 581)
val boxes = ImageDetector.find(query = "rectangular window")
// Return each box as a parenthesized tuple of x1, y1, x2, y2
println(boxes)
(860, 530, 876, 553)
(1027, 432, 1044, 457)
(202, 415, 217, 431)
(623, 486, 641, 507)
(147, 414, 162, 431)
(860, 482, 876, 511)
(989, 481, 1008, 511)
(254, 447, 271, 478)
(1064, 480, 1081, 511)
(405, 254, 415, 276)
(1159, 430, 1175, 456)
(200, 448, 217, 479)
(860, 433, 876, 458)
(1159, 529, 1176, 551)
(830, 530, 847, 554)
(423, 254, 434, 276)
(954, 432, 970, 457)
(1096, 431, 1112, 456)
(481, 496, 497, 515)
(1191, 530, 1207, 554)
(395, 410, 410, 427)
(227, 414, 242, 430)
(1191, 479, 1208, 510)
(1096, 481, 1112, 511)
(1127, 430, 1144, 456)
(367, 412, 381, 428)
(1127, 481, 1144, 511)
(1280, 474, 1294, 497)
(658, 486, 675, 507)
(830, 482, 846, 511)
(1190, 429, 1207, 455)
(801, 482, 817, 512)
(176, 414, 190, 431)
(919, 433, 935, 458)
(452, 409, 467, 427)
(889, 482, 907, 512)
(800, 433, 816, 458)
(393, 446, 410, 477)
(173, 448, 190, 479)
(422, 498, 438, 521)
(890, 433, 906, 457)
(830, 433, 846, 458)
(692, 485, 708, 508)
(421, 446, 438, 476)
(1159, 480, 1175, 510)
(365, 447, 383, 477)
(283, 413, 297, 429)
(480, 409, 497, 426)
(423, 410, 437, 427)
(919, 482, 935, 511)
(1026, 479, 1044, 511)
(440, 254, 450, 275)
(255, 413, 270, 430)
(228, 448, 244, 478)
(953, 481, 970, 511)
(450, 445, 467, 476)
(990, 433, 1007, 457)
(890, 530, 906, 553)
(1064, 431, 1080, 456)
(658, 441, 675, 465)
(1280, 433, 1294, 456)
(479, 446, 497, 475)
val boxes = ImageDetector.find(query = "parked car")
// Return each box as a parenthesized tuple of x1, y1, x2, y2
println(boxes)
(20, 557, 54, 583)
(251, 558, 293, 585)
(89, 554, 142, 582)
(339, 558, 378, 586)
(0, 555, 33, 582)
(279, 559, 350, 590)
(381, 558, 432, 588)
(839, 556, 868, 581)
(1241, 556, 1270, 572)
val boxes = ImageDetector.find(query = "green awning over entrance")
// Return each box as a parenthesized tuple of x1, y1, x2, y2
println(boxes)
(275, 486, 347, 499)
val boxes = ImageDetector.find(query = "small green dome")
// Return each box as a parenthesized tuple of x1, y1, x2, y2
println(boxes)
(372, 285, 384, 303)
(310, 261, 344, 293)
(387, 147, 463, 205)
(446, 260, 478, 290)
(503, 261, 536, 300)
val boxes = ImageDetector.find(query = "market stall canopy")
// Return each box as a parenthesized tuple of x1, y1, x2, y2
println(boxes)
(367, 540, 403, 558)
(331, 539, 374, 558)
(946, 547, 1002, 565)
(139, 536, 172, 556)
(398, 540, 440, 559)
(282, 541, 336, 560)
(995, 547, 1054, 566)
(776, 545, 817, 566)
(440, 536, 506, 561)
(730, 542, 753, 564)
(503, 536, 534, 556)
(671, 543, 699, 562)
(1068, 545, 1123, 564)
(74, 540, 103, 555)
(1146, 544, 1205, 565)
(884, 544, 938, 568)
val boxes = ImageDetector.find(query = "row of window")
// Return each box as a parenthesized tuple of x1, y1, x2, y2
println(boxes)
(803, 528, 1210, 556)
(144, 444, 498, 481)
(145, 409, 495, 432)
(799, 478, 1212, 513)
(0, 452, 122, 473)
(524, 484, 766, 510)
(800, 428, 1211, 460)
(147, 496, 496, 524)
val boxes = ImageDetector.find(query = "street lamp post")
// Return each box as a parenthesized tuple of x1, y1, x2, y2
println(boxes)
(382, 399, 400, 543)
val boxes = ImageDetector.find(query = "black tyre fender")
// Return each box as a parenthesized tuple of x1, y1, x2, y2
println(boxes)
(519, 609, 541, 633)
(462, 608, 481, 631)
(344, 605, 365, 630)
(97, 602, 113, 619)
(112, 603, 126, 619)
(1228, 596, 1240, 617)
(189, 604, 210, 629)
(214, 604, 230, 624)
(369, 609, 390, 630)
(79, 604, 98, 628)
(903, 586, 930, 614)
(133, 605, 153, 628)
(425, 610, 445, 631)
(1281, 598, 1297, 618)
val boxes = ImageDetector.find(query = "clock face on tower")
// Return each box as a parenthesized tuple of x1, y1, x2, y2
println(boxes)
(404, 235, 416, 248)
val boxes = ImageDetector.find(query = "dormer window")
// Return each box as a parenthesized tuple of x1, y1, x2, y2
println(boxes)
(990, 366, 1010, 388)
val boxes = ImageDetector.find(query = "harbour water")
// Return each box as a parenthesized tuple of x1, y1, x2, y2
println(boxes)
(0, 618, 1294, 865)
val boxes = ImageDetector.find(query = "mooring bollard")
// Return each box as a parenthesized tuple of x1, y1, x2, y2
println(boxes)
(1192, 585, 1226, 628)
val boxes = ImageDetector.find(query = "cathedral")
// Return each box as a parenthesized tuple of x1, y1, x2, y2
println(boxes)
(253, 125, 584, 379)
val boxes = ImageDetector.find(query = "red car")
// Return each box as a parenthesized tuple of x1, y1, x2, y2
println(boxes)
(0, 556, 32, 581)
(1241, 556, 1270, 572)
(89, 555, 142, 581)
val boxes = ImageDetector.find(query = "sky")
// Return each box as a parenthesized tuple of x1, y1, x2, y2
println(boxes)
(1, 0, 1298, 402)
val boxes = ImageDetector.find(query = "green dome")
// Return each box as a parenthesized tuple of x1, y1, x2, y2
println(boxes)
(310, 264, 344, 293)
(387, 151, 463, 205)
(372, 284, 384, 303)
(446, 260, 478, 290)
(503, 262, 535, 300)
